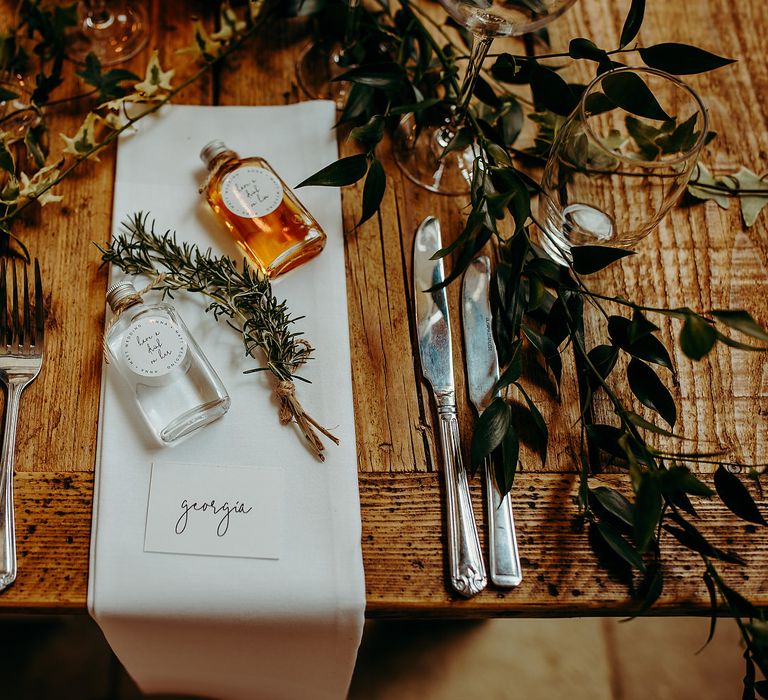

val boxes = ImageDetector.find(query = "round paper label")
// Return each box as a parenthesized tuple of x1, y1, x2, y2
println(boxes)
(122, 317, 188, 378)
(221, 166, 283, 218)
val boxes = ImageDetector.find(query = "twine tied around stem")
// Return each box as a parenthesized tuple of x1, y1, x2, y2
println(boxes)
(274, 379, 339, 462)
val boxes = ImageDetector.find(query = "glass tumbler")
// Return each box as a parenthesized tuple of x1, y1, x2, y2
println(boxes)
(538, 66, 709, 263)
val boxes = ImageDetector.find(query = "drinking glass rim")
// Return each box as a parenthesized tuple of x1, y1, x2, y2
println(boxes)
(440, 0, 578, 37)
(577, 65, 710, 168)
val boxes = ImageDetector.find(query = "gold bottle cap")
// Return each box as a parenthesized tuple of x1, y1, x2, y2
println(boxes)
(200, 140, 236, 169)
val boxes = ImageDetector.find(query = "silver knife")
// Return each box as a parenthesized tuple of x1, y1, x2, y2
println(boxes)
(414, 217, 487, 598)
(462, 256, 523, 588)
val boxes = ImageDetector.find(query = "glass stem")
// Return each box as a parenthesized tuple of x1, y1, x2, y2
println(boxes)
(452, 35, 494, 128)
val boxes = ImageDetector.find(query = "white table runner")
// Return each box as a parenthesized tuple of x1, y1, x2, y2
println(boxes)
(88, 103, 365, 700)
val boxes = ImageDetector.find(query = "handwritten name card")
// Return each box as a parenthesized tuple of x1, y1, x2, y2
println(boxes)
(144, 461, 283, 559)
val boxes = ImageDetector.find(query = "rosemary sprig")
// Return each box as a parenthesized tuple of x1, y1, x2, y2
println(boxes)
(99, 211, 338, 461)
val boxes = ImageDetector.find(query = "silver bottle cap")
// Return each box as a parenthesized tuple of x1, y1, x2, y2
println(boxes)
(200, 140, 235, 168)
(106, 280, 139, 313)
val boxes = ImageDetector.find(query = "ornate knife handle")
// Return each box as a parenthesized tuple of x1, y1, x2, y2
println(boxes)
(436, 392, 487, 598)
(484, 457, 522, 587)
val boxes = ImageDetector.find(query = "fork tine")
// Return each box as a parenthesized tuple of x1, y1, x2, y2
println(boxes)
(0, 259, 6, 346)
(10, 260, 19, 348)
(22, 262, 31, 349)
(34, 259, 44, 351)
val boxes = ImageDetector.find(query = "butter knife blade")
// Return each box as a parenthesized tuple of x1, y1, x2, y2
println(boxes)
(461, 256, 523, 588)
(413, 216, 487, 598)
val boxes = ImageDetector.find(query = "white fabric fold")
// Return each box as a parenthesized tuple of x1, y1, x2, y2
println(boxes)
(88, 103, 365, 700)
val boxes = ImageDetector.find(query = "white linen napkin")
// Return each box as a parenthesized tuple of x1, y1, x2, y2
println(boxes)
(88, 103, 365, 700)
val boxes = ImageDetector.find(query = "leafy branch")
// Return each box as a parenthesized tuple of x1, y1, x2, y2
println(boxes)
(99, 212, 338, 461)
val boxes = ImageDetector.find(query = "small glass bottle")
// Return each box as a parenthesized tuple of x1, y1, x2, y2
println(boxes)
(104, 280, 231, 445)
(200, 140, 327, 278)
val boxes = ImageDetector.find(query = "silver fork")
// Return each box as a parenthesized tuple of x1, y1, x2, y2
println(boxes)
(0, 259, 44, 592)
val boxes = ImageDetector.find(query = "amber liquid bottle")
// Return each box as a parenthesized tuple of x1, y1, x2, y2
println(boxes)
(200, 140, 327, 278)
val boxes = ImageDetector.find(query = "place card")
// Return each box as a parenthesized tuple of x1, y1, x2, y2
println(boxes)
(144, 461, 283, 559)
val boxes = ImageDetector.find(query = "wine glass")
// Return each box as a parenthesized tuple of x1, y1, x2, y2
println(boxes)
(393, 0, 577, 195)
(296, 0, 361, 108)
(68, 1, 149, 66)
(537, 66, 709, 264)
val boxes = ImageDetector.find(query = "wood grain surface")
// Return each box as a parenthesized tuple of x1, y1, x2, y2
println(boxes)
(0, 0, 765, 615)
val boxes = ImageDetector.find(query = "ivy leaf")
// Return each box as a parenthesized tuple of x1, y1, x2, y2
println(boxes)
(687, 163, 730, 209)
(596, 520, 647, 572)
(359, 158, 386, 226)
(627, 358, 676, 427)
(470, 396, 511, 469)
(634, 472, 662, 551)
(714, 465, 767, 526)
(680, 313, 717, 360)
(603, 72, 671, 121)
(619, 0, 645, 49)
(638, 43, 736, 75)
(75, 52, 139, 101)
(711, 309, 768, 343)
(296, 154, 368, 188)
(590, 485, 634, 527)
(570, 245, 634, 274)
(719, 167, 768, 227)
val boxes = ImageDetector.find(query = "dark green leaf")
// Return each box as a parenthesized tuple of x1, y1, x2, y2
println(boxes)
(633, 565, 663, 617)
(529, 64, 578, 116)
(500, 96, 524, 146)
(626, 411, 680, 438)
(337, 83, 375, 124)
(639, 43, 736, 75)
(664, 514, 746, 565)
(680, 313, 717, 360)
(571, 245, 635, 274)
(608, 315, 673, 369)
(586, 423, 625, 459)
(658, 465, 714, 497)
(24, 126, 46, 169)
(719, 578, 761, 618)
(471, 396, 511, 469)
(388, 98, 442, 116)
(495, 421, 519, 494)
(714, 465, 767, 526)
(701, 570, 718, 650)
(596, 521, 647, 572)
(711, 310, 768, 343)
(587, 344, 619, 381)
(655, 113, 700, 155)
(603, 72, 671, 121)
(634, 472, 662, 551)
(619, 0, 645, 48)
(0, 140, 13, 174)
(333, 62, 408, 91)
(516, 383, 549, 466)
(569, 38, 607, 62)
(490, 54, 532, 84)
(441, 127, 474, 157)
(523, 325, 562, 386)
(0, 87, 19, 101)
(474, 75, 501, 108)
(590, 486, 634, 527)
(493, 339, 523, 393)
(349, 115, 385, 151)
(629, 310, 659, 344)
(627, 358, 677, 427)
(359, 158, 386, 226)
(295, 154, 368, 188)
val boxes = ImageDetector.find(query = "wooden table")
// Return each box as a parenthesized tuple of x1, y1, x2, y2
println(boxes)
(1, 0, 766, 616)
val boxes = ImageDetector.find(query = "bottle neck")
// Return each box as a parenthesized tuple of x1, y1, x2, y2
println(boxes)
(206, 149, 238, 172)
